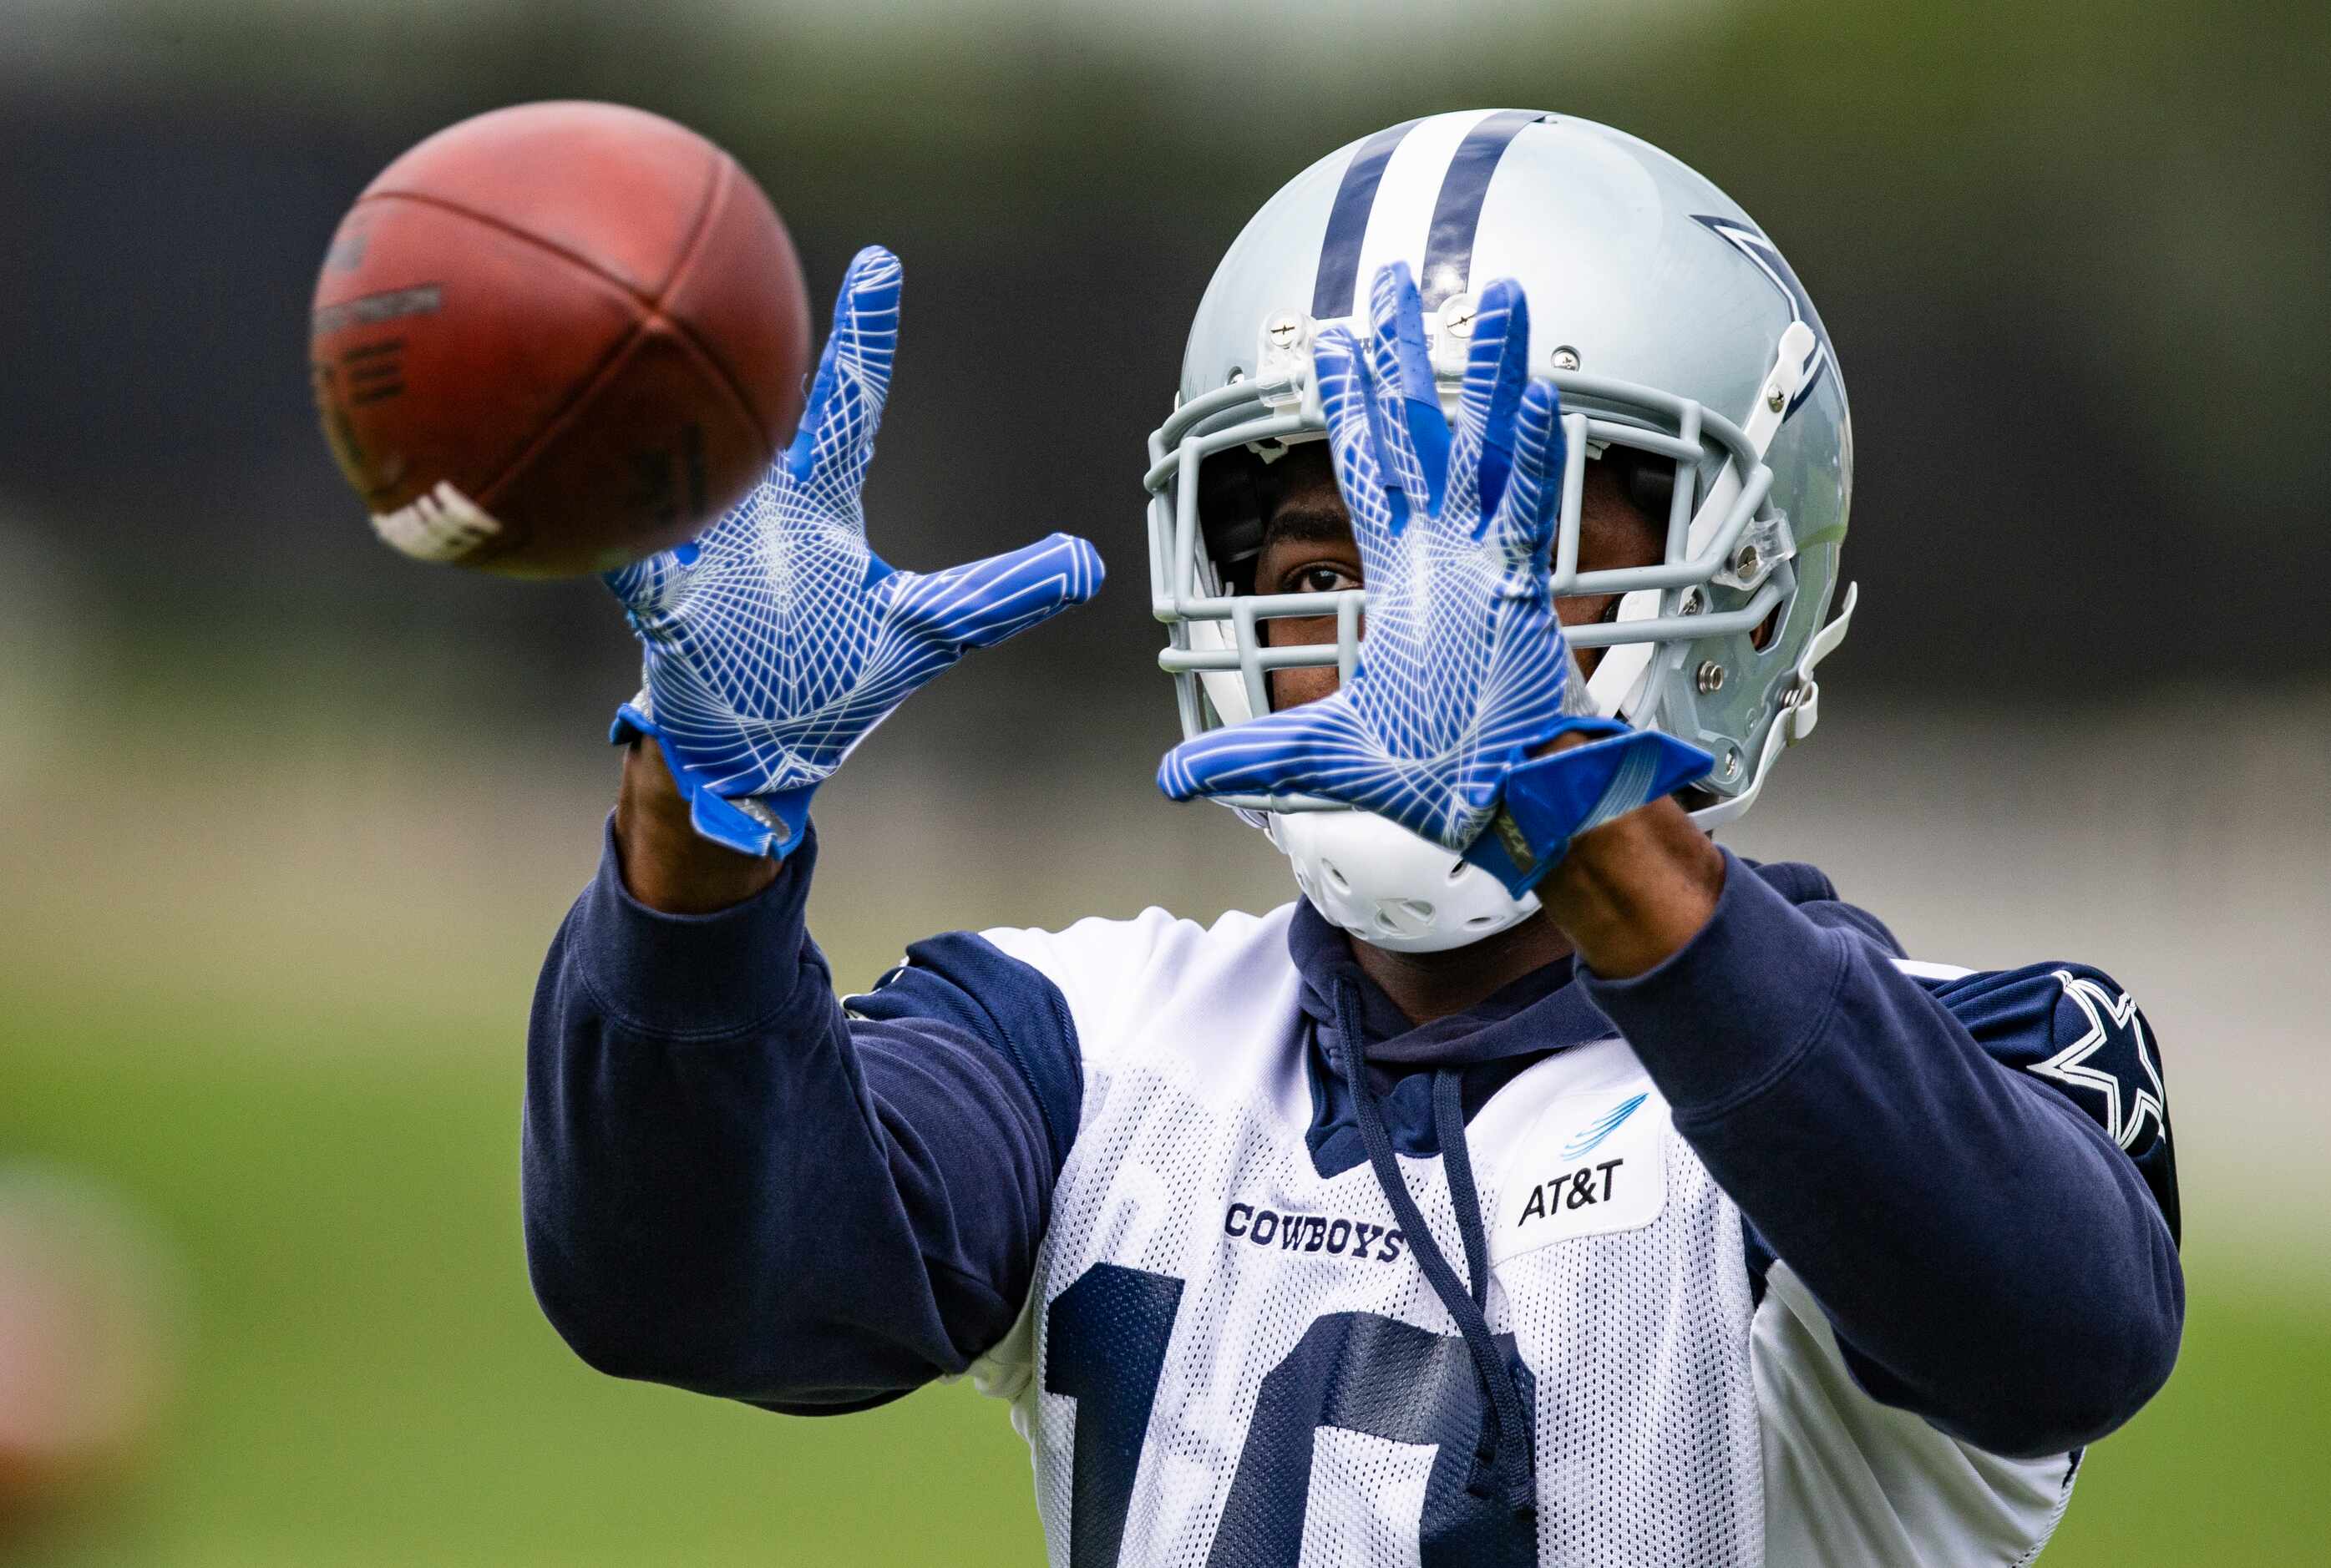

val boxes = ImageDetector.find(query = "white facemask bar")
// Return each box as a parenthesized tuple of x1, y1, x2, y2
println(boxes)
(1144, 325, 1812, 816)
(1584, 321, 1815, 722)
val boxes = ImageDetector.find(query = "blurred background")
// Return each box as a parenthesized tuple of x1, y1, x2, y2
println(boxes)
(3, 0, 2326, 1561)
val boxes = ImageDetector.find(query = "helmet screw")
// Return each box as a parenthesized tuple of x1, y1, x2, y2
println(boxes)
(1731, 542, 1761, 578)
(1551, 345, 1581, 372)
(1766, 383, 1785, 413)
(1264, 311, 1306, 348)
(1720, 746, 1741, 781)
(1440, 294, 1477, 338)
(1696, 660, 1726, 694)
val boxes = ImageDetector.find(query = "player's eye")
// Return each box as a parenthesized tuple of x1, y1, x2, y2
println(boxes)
(1284, 564, 1361, 595)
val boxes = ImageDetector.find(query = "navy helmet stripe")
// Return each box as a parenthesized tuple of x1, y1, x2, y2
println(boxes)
(1310, 119, 1421, 319)
(1419, 109, 1547, 308)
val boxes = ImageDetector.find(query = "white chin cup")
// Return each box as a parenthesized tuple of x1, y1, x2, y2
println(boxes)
(1267, 810, 1541, 954)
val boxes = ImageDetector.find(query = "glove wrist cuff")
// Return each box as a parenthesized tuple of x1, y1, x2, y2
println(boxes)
(611, 700, 813, 861)
(1463, 722, 1714, 896)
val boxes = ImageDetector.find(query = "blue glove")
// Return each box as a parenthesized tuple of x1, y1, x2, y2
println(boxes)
(609, 245, 1104, 857)
(1156, 262, 1709, 893)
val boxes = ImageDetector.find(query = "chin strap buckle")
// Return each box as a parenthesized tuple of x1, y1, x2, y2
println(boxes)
(1781, 580, 1857, 745)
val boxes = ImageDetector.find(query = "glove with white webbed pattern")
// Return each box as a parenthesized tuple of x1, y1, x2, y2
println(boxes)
(608, 245, 1104, 857)
(1156, 262, 1710, 893)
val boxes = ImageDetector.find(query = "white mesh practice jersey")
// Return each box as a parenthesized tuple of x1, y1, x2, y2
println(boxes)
(961, 904, 2080, 1568)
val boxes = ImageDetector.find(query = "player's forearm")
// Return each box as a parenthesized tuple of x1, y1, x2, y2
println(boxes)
(1583, 863, 2183, 1455)
(1534, 797, 1725, 977)
(615, 738, 781, 913)
(522, 824, 1056, 1409)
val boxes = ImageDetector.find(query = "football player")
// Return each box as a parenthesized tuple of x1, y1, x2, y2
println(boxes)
(523, 112, 2182, 1565)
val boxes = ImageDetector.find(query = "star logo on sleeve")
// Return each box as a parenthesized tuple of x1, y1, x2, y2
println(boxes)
(2030, 970, 2167, 1156)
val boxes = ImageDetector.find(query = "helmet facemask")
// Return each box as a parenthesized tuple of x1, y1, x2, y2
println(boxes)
(1148, 112, 1855, 951)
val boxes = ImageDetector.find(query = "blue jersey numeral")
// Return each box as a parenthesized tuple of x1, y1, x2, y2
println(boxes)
(1044, 1266, 1538, 1565)
(1043, 1263, 1186, 1568)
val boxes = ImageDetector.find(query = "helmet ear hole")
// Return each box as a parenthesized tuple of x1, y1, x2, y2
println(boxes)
(1751, 595, 1785, 651)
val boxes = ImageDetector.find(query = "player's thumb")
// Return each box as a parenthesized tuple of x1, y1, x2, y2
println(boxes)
(897, 533, 1105, 652)
(1155, 706, 1330, 803)
(600, 539, 702, 619)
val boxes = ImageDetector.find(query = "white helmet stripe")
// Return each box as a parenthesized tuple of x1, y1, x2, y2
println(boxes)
(1419, 109, 1548, 307)
(1323, 109, 1556, 322)
(1348, 112, 1492, 321)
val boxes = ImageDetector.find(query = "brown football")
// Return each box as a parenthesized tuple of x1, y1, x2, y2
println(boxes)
(310, 101, 811, 577)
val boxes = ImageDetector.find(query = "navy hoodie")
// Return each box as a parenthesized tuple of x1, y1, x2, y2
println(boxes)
(522, 820, 2181, 1456)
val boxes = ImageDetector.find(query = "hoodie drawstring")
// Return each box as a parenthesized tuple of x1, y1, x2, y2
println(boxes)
(1431, 1070, 1491, 1313)
(1333, 975, 1538, 1517)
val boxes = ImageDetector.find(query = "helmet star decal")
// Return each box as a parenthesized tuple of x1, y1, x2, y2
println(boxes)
(1692, 214, 1832, 417)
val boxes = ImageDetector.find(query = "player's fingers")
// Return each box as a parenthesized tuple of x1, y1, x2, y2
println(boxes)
(1448, 277, 1529, 534)
(890, 533, 1105, 654)
(1364, 262, 1449, 523)
(1313, 325, 1404, 569)
(785, 245, 903, 491)
(1496, 379, 1566, 569)
(1155, 697, 1367, 803)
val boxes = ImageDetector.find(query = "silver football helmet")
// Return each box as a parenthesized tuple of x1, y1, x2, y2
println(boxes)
(1146, 109, 1857, 951)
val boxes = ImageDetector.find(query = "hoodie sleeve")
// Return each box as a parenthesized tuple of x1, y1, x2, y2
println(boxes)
(520, 820, 1079, 1414)
(1581, 852, 2182, 1459)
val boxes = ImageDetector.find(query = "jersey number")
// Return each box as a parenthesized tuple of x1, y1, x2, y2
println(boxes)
(1043, 1262, 1538, 1567)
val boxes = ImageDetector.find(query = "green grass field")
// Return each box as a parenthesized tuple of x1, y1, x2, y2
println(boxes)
(4, 975, 2324, 1565)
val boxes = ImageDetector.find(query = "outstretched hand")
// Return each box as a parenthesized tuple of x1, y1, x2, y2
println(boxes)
(609, 245, 1103, 857)
(1157, 261, 1708, 888)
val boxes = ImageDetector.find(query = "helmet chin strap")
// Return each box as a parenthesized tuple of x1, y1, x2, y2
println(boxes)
(1584, 589, 1664, 721)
